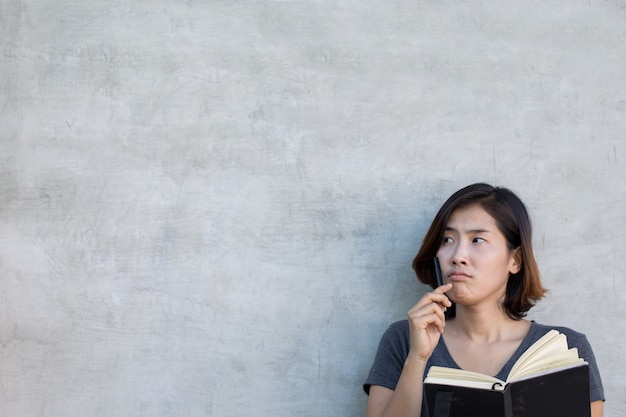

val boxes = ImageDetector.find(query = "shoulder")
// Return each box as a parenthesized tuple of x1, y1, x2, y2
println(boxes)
(378, 320, 410, 347)
(371, 320, 413, 365)
(387, 319, 409, 333)
(529, 321, 597, 361)
(530, 321, 590, 347)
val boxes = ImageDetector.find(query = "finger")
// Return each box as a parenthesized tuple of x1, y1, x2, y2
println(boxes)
(434, 283, 453, 294)
(433, 284, 453, 310)
(408, 291, 452, 314)
(409, 311, 446, 333)
(408, 302, 448, 326)
(408, 302, 445, 319)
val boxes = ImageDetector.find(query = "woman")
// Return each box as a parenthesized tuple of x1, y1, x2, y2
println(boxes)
(363, 183, 604, 417)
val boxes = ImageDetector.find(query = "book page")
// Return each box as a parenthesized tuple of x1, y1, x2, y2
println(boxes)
(425, 366, 505, 390)
(507, 330, 571, 381)
(510, 348, 584, 380)
(423, 376, 505, 391)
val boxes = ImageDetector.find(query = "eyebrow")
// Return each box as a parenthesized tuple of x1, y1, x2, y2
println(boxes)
(444, 226, 492, 234)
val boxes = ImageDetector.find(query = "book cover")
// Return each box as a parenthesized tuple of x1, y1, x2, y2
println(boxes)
(424, 330, 592, 417)
(424, 358, 591, 417)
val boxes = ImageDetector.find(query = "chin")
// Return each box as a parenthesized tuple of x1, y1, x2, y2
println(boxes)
(447, 291, 470, 305)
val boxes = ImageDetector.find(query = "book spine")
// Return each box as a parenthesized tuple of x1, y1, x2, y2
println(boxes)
(503, 387, 513, 417)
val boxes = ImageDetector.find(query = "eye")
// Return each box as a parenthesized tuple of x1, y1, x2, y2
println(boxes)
(442, 236, 454, 245)
(473, 237, 486, 243)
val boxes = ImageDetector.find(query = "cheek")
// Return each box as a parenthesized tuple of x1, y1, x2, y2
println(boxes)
(435, 247, 448, 261)
(487, 254, 516, 276)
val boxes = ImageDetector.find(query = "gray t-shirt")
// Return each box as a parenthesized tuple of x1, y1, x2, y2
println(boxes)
(364, 320, 604, 417)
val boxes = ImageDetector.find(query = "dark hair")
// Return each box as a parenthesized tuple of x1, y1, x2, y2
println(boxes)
(412, 183, 546, 320)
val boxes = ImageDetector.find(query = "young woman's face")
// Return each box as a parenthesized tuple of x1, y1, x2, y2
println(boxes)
(436, 204, 520, 308)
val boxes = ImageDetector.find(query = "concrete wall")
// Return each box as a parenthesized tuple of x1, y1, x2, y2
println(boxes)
(1, 1, 625, 416)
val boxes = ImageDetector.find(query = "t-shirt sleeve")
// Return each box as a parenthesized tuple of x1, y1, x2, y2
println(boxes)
(569, 332, 605, 403)
(363, 321, 409, 394)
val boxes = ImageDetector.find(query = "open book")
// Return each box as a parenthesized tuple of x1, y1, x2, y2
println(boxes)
(425, 329, 584, 389)
(424, 330, 591, 417)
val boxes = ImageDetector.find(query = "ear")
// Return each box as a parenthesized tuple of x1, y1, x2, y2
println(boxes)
(509, 247, 522, 275)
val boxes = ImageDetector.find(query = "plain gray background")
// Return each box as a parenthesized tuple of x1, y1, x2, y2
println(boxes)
(1, 1, 625, 416)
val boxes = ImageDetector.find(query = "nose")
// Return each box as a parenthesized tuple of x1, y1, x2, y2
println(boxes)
(452, 256, 468, 266)
(451, 242, 469, 266)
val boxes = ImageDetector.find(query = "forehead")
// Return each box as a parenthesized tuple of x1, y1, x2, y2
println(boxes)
(446, 204, 498, 230)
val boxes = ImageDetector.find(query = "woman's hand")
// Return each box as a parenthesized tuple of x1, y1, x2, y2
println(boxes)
(406, 283, 453, 362)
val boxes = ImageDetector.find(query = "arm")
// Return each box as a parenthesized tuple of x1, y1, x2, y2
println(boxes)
(365, 284, 452, 417)
(591, 400, 603, 417)
(366, 356, 428, 417)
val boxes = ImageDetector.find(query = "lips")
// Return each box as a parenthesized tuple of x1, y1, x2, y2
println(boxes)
(448, 270, 471, 280)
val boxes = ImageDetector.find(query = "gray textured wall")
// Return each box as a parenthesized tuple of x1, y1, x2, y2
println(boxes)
(1, 1, 625, 416)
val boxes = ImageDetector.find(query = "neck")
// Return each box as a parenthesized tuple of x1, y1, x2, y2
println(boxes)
(449, 304, 520, 342)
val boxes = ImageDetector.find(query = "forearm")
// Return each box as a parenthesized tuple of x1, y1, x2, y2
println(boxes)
(590, 400, 603, 417)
